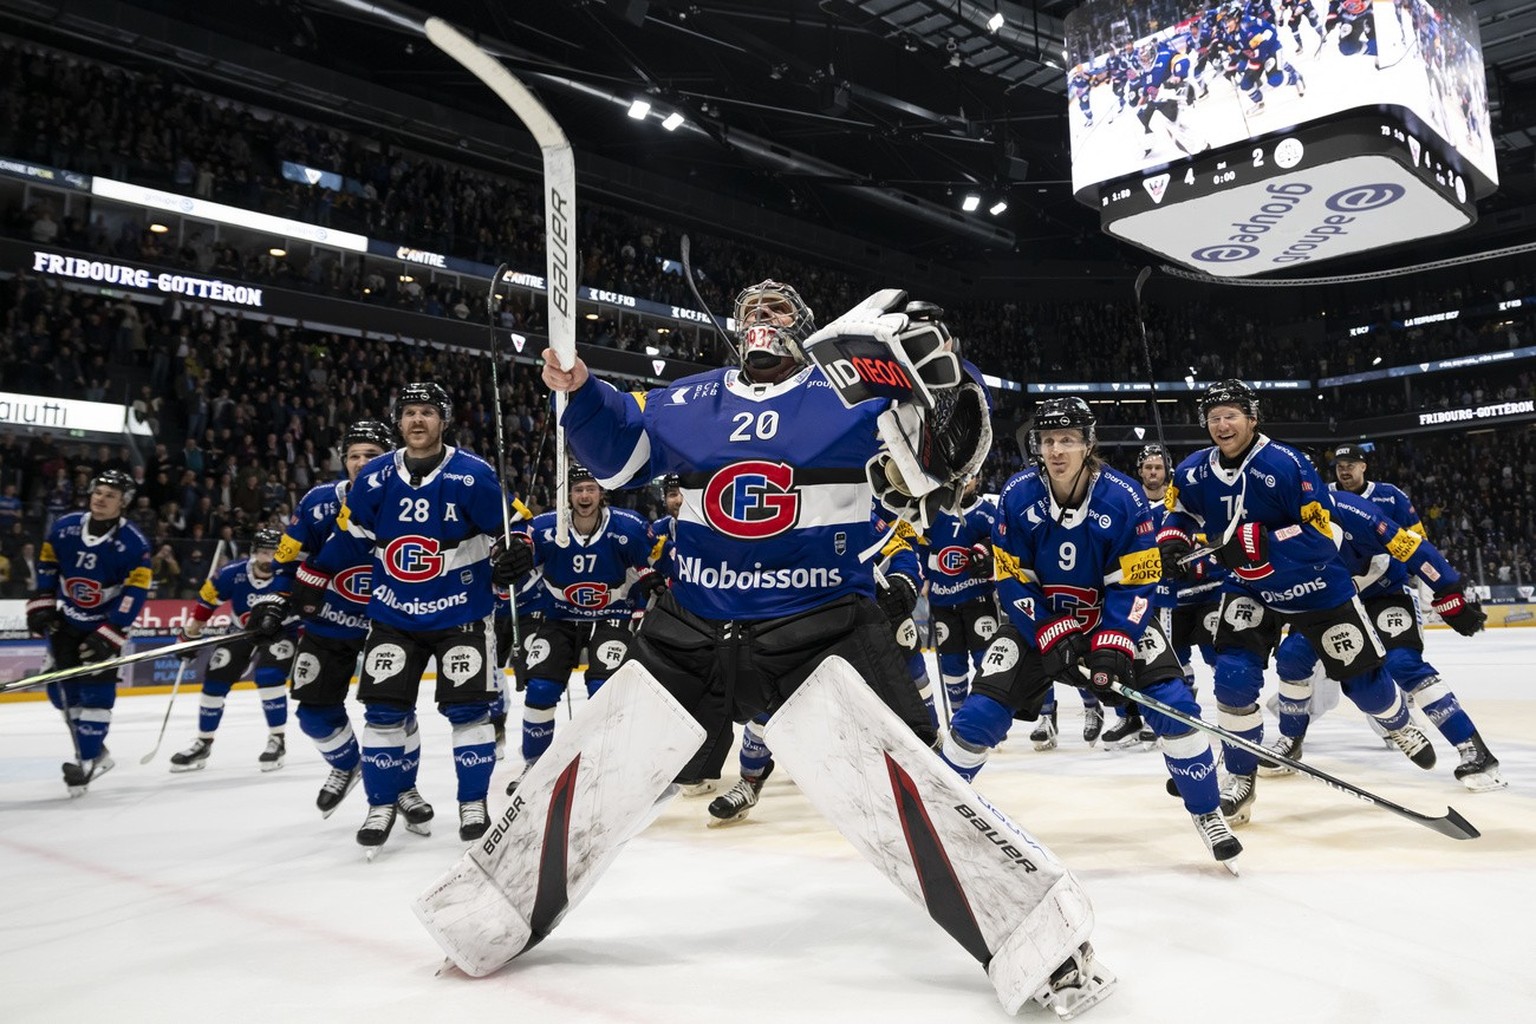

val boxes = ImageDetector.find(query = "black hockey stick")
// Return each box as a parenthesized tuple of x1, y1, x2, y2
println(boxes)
(679, 234, 741, 364)
(2, 631, 249, 695)
(1132, 266, 1169, 453)
(486, 263, 525, 645)
(1107, 680, 1480, 841)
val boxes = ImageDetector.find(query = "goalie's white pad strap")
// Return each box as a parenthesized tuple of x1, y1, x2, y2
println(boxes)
(762, 656, 1094, 1012)
(413, 661, 706, 976)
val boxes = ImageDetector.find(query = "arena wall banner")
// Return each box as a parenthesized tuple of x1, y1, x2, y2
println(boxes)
(0, 390, 153, 437)
(1346, 398, 1536, 437)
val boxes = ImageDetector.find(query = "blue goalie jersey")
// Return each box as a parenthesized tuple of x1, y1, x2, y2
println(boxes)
(276, 478, 371, 640)
(317, 446, 505, 631)
(38, 512, 152, 631)
(558, 366, 891, 621)
(523, 506, 655, 621)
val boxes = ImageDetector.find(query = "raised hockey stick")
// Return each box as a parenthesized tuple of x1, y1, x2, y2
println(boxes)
(485, 264, 524, 643)
(141, 537, 225, 764)
(426, 16, 576, 547)
(1, 631, 248, 695)
(679, 234, 741, 364)
(1106, 680, 1480, 841)
(1132, 267, 1168, 451)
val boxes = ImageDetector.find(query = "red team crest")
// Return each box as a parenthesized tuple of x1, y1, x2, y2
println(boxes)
(936, 546, 972, 575)
(62, 576, 105, 608)
(333, 565, 373, 603)
(562, 582, 612, 609)
(702, 461, 800, 539)
(382, 535, 444, 583)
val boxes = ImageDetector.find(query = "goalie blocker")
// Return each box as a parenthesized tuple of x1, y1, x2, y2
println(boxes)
(414, 656, 1113, 1017)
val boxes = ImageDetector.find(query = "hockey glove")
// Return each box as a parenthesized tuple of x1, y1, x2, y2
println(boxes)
(1035, 614, 1089, 683)
(967, 542, 994, 579)
(875, 572, 919, 625)
(248, 599, 288, 638)
(631, 567, 667, 605)
(79, 623, 127, 665)
(1155, 527, 1193, 582)
(175, 622, 204, 661)
(290, 563, 332, 620)
(25, 594, 61, 637)
(1432, 588, 1486, 637)
(491, 534, 535, 587)
(1083, 636, 1134, 708)
(1215, 522, 1273, 579)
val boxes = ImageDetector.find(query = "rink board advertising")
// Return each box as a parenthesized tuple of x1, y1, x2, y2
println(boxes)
(1064, 0, 1497, 197)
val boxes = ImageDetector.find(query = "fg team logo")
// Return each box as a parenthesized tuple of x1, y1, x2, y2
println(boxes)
(935, 546, 972, 576)
(382, 535, 443, 582)
(333, 565, 372, 603)
(62, 576, 105, 609)
(702, 461, 799, 540)
(563, 582, 611, 609)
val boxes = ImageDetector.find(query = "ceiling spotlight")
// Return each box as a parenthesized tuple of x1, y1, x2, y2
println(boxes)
(962, 193, 981, 212)
(989, 200, 1008, 215)
(903, 34, 919, 53)
(268, 247, 287, 257)
(770, 63, 787, 80)
(627, 99, 651, 119)
(987, 11, 1005, 32)
(148, 223, 169, 234)
(584, 312, 600, 320)
(949, 51, 963, 68)
(1372, 355, 1383, 366)
(661, 111, 685, 131)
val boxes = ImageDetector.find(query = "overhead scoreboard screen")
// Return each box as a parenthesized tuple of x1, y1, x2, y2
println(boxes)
(1063, 0, 1498, 276)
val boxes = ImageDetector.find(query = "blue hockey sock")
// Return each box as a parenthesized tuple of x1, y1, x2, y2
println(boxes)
(1162, 729, 1219, 814)
(296, 703, 359, 770)
(360, 706, 409, 806)
(1408, 677, 1475, 745)
(740, 715, 773, 779)
(445, 703, 496, 802)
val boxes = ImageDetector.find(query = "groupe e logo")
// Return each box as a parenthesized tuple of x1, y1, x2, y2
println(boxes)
(1324, 183, 1406, 213)
(1190, 243, 1259, 264)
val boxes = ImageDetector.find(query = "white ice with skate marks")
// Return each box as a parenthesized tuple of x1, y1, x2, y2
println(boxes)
(1, 631, 1534, 1022)
(1069, 1, 1494, 193)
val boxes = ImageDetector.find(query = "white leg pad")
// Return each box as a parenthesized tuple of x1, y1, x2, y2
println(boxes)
(413, 661, 706, 976)
(762, 656, 1096, 1014)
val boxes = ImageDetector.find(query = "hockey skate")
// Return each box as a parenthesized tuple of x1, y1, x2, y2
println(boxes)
(707, 760, 773, 827)
(169, 737, 212, 773)
(62, 753, 115, 797)
(1030, 710, 1059, 751)
(1220, 772, 1257, 827)
(458, 799, 489, 841)
(678, 777, 718, 797)
(1082, 705, 1104, 747)
(397, 787, 435, 836)
(1032, 941, 1117, 1020)
(258, 732, 285, 772)
(1453, 733, 1506, 792)
(1257, 733, 1303, 777)
(1100, 710, 1145, 750)
(1386, 724, 1437, 770)
(358, 803, 397, 860)
(317, 765, 361, 817)
(1191, 811, 1243, 875)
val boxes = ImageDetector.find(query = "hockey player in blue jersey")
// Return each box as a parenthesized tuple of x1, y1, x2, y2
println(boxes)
(518, 282, 1113, 1014)
(274, 420, 392, 817)
(918, 476, 1000, 721)
(1159, 380, 1435, 828)
(647, 473, 683, 582)
(1330, 445, 1424, 534)
(1068, 64, 1094, 126)
(1265, 471, 1502, 790)
(508, 463, 663, 782)
(1323, 0, 1377, 57)
(1279, 0, 1324, 53)
(27, 469, 152, 795)
(1222, 7, 1306, 113)
(939, 399, 1240, 869)
(169, 526, 295, 773)
(294, 382, 530, 851)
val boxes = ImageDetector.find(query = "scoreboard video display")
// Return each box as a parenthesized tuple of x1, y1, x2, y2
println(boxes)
(1063, 0, 1499, 276)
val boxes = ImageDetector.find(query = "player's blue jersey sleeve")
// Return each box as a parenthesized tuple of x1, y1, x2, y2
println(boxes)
(107, 524, 152, 630)
(36, 520, 63, 593)
(1261, 447, 1341, 571)
(1334, 491, 1460, 594)
(558, 378, 655, 488)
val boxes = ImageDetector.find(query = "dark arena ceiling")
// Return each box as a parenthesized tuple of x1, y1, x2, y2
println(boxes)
(5, 0, 1536, 284)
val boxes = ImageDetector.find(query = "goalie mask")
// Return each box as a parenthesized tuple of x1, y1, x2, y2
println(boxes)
(733, 280, 816, 373)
